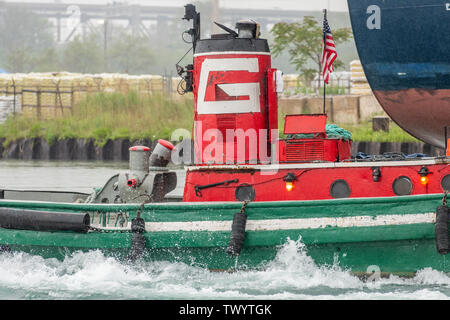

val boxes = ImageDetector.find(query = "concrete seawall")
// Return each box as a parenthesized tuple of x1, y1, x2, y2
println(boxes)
(0, 138, 154, 161)
(278, 95, 386, 124)
(0, 138, 444, 162)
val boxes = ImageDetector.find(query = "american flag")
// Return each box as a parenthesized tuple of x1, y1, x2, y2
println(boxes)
(322, 15, 337, 85)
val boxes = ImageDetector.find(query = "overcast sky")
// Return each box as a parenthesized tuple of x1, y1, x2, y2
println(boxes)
(7, 0, 349, 12)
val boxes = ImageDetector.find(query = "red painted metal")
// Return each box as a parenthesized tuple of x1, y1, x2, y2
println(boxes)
(337, 140, 352, 161)
(284, 114, 327, 135)
(373, 88, 450, 148)
(129, 146, 150, 151)
(192, 52, 273, 165)
(276, 139, 352, 163)
(285, 139, 325, 162)
(127, 179, 137, 188)
(158, 139, 175, 151)
(183, 164, 450, 202)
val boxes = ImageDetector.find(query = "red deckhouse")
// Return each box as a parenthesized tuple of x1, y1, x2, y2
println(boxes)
(176, 5, 450, 203)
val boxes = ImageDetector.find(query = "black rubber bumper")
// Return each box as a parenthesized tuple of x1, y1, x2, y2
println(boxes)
(0, 207, 90, 233)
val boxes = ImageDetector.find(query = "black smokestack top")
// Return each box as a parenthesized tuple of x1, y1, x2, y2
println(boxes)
(235, 20, 260, 39)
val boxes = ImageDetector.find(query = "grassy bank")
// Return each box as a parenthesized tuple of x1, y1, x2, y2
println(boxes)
(340, 121, 420, 143)
(0, 91, 420, 146)
(0, 91, 194, 147)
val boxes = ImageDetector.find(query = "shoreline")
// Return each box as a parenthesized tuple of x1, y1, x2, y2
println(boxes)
(0, 138, 444, 162)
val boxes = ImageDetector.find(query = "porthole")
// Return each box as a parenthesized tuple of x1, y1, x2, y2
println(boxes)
(441, 174, 450, 192)
(235, 184, 256, 201)
(330, 180, 351, 199)
(392, 176, 413, 196)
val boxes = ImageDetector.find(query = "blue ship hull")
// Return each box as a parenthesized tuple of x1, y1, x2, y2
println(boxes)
(347, 0, 450, 148)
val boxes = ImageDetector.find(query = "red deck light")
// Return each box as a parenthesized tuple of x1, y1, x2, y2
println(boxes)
(285, 181, 294, 192)
(283, 173, 297, 192)
(420, 176, 429, 186)
(418, 166, 430, 186)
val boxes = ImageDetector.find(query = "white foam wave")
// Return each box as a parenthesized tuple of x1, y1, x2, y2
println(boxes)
(0, 238, 449, 299)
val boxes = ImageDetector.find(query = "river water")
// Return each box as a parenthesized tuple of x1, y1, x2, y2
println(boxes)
(1, 160, 450, 300)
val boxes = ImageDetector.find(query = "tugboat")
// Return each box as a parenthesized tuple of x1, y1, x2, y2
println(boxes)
(0, 4, 449, 275)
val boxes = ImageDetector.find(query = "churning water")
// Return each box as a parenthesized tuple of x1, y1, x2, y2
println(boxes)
(0, 239, 450, 300)
(1, 160, 450, 300)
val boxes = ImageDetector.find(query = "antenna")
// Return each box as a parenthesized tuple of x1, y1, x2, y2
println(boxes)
(183, 4, 201, 51)
(176, 4, 199, 94)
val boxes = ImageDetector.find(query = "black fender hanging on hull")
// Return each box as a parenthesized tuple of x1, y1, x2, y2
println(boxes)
(435, 205, 449, 254)
(0, 207, 90, 233)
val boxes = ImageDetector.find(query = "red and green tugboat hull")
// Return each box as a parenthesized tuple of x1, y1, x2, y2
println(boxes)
(0, 194, 448, 275)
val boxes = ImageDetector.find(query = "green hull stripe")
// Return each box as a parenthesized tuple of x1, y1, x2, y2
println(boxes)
(0, 223, 435, 248)
(0, 193, 443, 222)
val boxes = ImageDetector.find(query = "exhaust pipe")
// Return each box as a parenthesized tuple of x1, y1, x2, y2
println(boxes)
(127, 146, 151, 188)
(150, 139, 175, 168)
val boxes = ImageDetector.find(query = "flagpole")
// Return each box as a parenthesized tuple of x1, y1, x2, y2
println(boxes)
(323, 9, 327, 115)
(323, 75, 326, 114)
(323, 81, 326, 114)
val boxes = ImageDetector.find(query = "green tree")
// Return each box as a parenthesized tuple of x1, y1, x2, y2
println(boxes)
(271, 16, 352, 89)
(62, 35, 103, 73)
(0, 7, 56, 72)
(32, 48, 61, 72)
(107, 32, 154, 74)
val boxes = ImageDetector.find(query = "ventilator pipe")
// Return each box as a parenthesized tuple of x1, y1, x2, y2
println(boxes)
(129, 146, 150, 173)
(149, 139, 175, 168)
